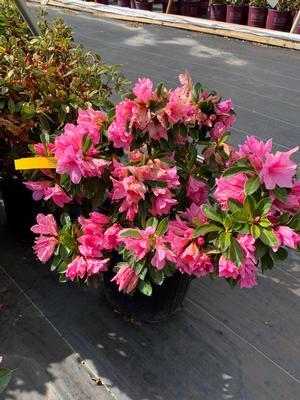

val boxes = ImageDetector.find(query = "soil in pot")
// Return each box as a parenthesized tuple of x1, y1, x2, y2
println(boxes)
(102, 268, 192, 322)
(210, 4, 227, 21)
(226, 5, 244, 24)
(162, 0, 179, 13)
(118, 0, 130, 6)
(0, 177, 44, 243)
(266, 9, 291, 31)
(134, 0, 153, 10)
(180, 0, 199, 17)
(247, 6, 268, 28)
(198, 0, 209, 16)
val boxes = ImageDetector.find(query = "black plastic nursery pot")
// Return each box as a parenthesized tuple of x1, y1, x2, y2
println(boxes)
(162, 0, 180, 14)
(117, 0, 130, 6)
(247, 6, 268, 28)
(198, 0, 209, 17)
(226, 5, 244, 24)
(0, 177, 43, 243)
(134, 0, 153, 10)
(265, 9, 291, 31)
(180, 0, 199, 17)
(242, 5, 249, 25)
(210, 4, 227, 21)
(102, 269, 192, 322)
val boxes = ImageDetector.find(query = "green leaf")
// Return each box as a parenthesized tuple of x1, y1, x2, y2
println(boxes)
(219, 232, 231, 252)
(135, 260, 146, 276)
(271, 247, 288, 262)
(0, 368, 12, 393)
(279, 213, 290, 226)
(163, 262, 176, 277)
(255, 240, 267, 259)
(57, 261, 68, 273)
(51, 255, 61, 271)
(146, 217, 158, 229)
(259, 218, 271, 228)
(256, 198, 272, 216)
(192, 224, 221, 239)
(228, 198, 243, 213)
(244, 176, 260, 196)
(231, 210, 249, 223)
(260, 228, 278, 247)
(273, 186, 288, 202)
(290, 213, 300, 231)
(244, 195, 256, 216)
(145, 180, 168, 189)
(191, 82, 202, 102)
(224, 216, 233, 230)
(202, 205, 223, 224)
(8, 97, 15, 114)
(149, 267, 164, 285)
(250, 224, 261, 239)
(138, 280, 152, 296)
(21, 103, 35, 121)
(156, 217, 169, 236)
(229, 237, 244, 267)
(120, 229, 142, 238)
(261, 250, 274, 272)
(223, 165, 254, 178)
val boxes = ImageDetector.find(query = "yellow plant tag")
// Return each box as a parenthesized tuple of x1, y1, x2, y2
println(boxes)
(14, 157, 57, 170)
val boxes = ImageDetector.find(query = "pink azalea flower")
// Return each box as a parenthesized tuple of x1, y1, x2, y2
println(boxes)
(103, 223, 121, 251)
(260, 147, 298, 190)
(238, 136, 272, 171)
(86, 258, 109, 276)
(272, 180, 300, 214)
(183, 203, 208, 225)
(108, 100, 136, 150)
(78, 234, 104, 258)
(24, 180, 51, 201)
(218, 255, 239, 279)
(210, 115, 236, 140)
(31, 214, 58, 236)
(119, 227, 155, 260)
(131, 105, 151, 131)
(237, 234, 256, 262)
(33, 143, 56, 156)
(55, 123, 110, 184)
(149, 188, 177, 216)
(273, 226, 300, 251)
(164, 87, 198, 125)
(215, 99, 234, 114)
(111, 265, 139, 294)
(215, 173, 248, 210)
(147, 121, 168, 141)
(238, 259, 257, 289)
(151, 236, 176, 270)
(66, 256, 87, 281)
(133, 77, 156, 104)
(178, 243, 213, 277)
(43, 184, 72, 208)
(187, 176, 208, 206)
(33, 235, 58, 263)
(77, 107, 106, 144)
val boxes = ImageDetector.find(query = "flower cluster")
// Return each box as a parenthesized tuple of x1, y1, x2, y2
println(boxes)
(25, 74, 299, 297)
(110, 158, 180, 220)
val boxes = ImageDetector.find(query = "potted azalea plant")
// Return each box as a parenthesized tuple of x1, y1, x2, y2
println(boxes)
(266, 0, 291, 31)
(21, 73, 300, 322)
(210, 0, 227, 21)
(180, 0, 200, 17)
(226, 0, 245, 24)
(247, 0, 268, 28)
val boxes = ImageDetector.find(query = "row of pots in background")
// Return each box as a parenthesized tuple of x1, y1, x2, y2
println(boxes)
(211, 3, 300, 33)
(93, 0, 300, 34)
